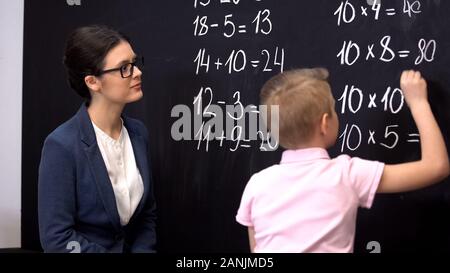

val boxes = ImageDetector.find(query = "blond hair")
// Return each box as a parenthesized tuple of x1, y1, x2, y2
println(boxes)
(260, 68, 335, 149)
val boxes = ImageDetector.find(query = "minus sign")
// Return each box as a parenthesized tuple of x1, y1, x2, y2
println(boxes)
(217, 101, 226, 104)
(210, 24, 219, 27)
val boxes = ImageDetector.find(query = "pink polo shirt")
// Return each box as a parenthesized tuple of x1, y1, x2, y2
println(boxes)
(236, 148, 384, 253)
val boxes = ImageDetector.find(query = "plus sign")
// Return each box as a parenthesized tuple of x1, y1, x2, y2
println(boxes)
(215, 58, 223, 70)
(216, 131, 226, 147)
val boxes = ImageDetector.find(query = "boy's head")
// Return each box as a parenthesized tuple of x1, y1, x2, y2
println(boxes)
(260, 68, 338, 150)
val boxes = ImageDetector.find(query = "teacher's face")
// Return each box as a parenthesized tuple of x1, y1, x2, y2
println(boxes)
(96, 41, 143, 105)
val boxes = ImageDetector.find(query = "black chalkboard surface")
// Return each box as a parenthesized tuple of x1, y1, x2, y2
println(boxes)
(23, 0, 450, 252)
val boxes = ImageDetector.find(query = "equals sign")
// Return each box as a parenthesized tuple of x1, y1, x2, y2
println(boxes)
(241, 139, 251, 148)
(385, 8, 396, 15)
(407, 133, 420, 143)
(249, 105, 259, 114)
(251, 60, 260, 68)
(398, 50, 410, 57)
(238, 25, 247, 33)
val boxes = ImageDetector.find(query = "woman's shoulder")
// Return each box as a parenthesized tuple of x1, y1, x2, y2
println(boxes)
(44, 115, 79, 148)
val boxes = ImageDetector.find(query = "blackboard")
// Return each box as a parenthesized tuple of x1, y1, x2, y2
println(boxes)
(22, 0, 450, 252)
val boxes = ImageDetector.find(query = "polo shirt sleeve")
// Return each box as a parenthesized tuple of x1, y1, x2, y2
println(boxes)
(236, 175, 256, 227)
(345, 156, 385, 208)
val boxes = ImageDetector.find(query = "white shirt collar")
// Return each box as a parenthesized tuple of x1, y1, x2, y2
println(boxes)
(91, 118, 125, 146)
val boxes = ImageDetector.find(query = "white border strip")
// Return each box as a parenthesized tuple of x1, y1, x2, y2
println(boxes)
(0, 0, 24, 248)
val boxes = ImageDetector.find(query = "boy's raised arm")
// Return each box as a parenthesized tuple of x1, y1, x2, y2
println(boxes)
(377, 70, 450, 193)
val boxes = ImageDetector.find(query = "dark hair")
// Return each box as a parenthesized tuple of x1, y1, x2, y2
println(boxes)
(63, 25, 130, 103)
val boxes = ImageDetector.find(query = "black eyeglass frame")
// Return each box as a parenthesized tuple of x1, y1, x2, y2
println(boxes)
(96, 56, 144, 78)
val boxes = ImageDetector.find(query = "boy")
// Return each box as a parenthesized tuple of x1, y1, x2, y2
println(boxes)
(235, 68, 449, 252)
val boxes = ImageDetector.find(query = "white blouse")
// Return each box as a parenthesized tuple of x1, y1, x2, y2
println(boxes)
(92, 119, 144, 226)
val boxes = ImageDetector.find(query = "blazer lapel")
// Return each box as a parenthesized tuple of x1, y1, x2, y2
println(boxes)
(124, 119, 150, 220)
(76, 104, 122, 232)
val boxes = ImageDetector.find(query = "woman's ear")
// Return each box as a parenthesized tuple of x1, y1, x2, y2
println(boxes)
(320, 113, 330, 135)
(84, 75, 101, 93)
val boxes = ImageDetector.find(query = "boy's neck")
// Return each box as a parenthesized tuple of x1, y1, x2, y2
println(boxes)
(292, 127, 335, 150)
(292, 139, 328, 150)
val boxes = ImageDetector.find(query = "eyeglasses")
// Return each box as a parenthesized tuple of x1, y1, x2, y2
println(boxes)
(96, 56, 144, 78)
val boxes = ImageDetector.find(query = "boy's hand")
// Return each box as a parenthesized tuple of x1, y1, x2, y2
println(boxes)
(378, 70, 449, 193)
(400, 70, 428, 107)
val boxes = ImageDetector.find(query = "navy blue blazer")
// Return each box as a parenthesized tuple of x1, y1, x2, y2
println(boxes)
(38, 104, 156, 253)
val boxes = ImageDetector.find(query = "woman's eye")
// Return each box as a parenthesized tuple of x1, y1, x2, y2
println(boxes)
(121, 64, 130, 73)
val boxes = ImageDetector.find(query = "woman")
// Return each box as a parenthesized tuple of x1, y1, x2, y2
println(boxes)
(38, 25, 156, 253)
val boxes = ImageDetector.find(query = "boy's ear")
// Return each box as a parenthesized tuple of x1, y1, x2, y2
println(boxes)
(84, 75, 101, 93)
(320, 113, 330, 135)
